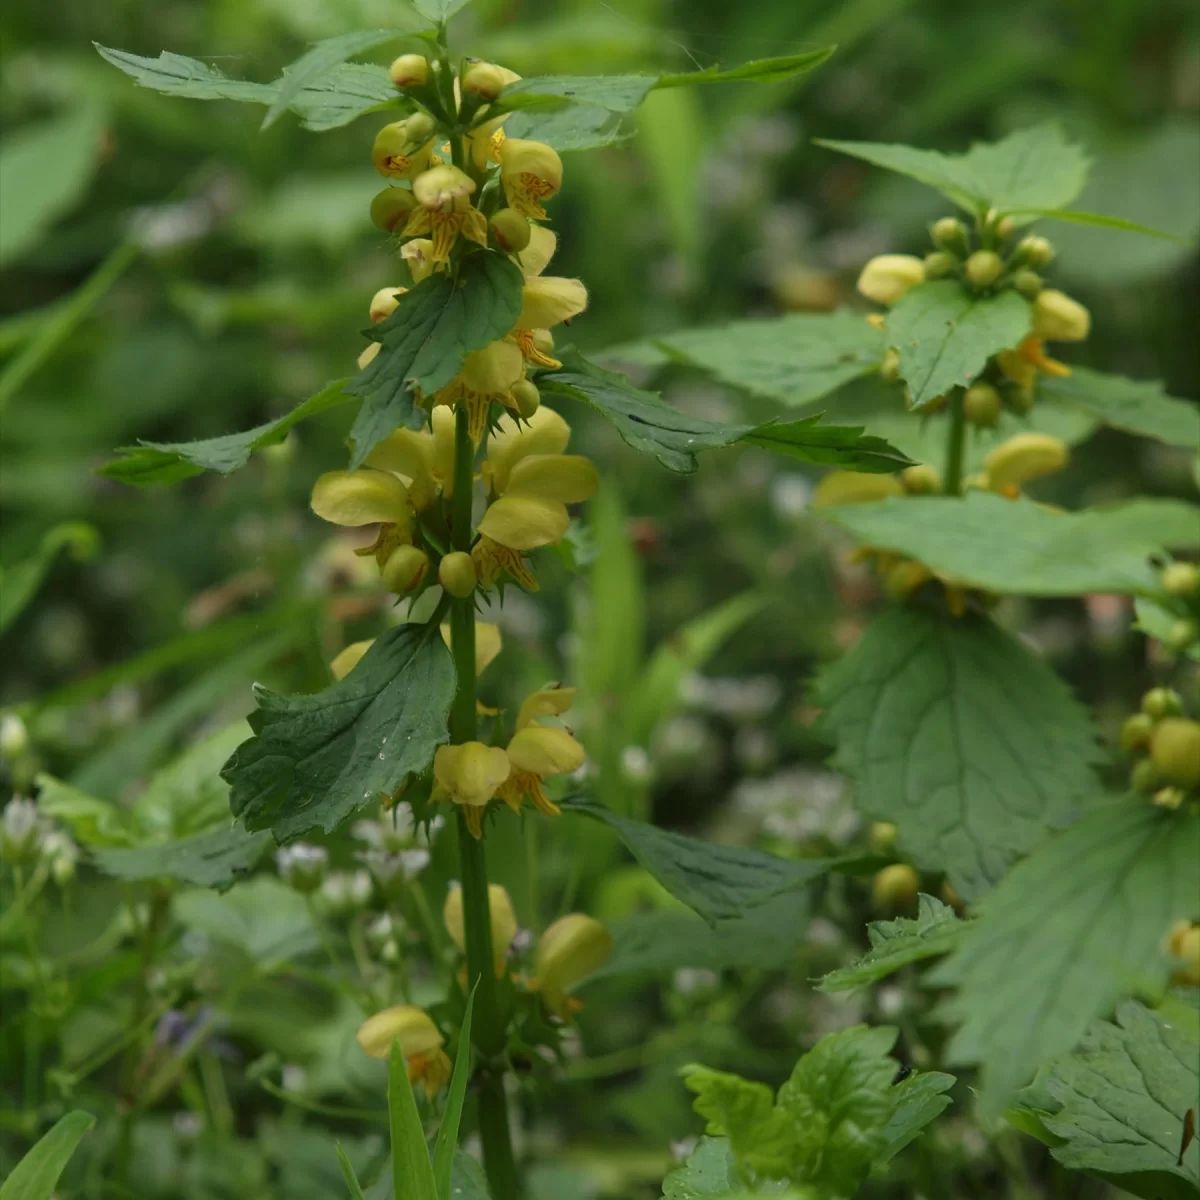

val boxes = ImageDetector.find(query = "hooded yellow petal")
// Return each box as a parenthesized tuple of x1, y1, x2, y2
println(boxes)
(433, 742, 510, 807)
(365, 429, 437, 509)
(812, 471, 903, 508)
(534, 914, 613, 1020)
(478, 493, 570, 551)
(506, 725, 584, 777)
(356, 1004, 443, 1060)
(401, 238, 436, 284)
(440, 621, 503, 677)
(459, 339, 525, 395)
(518, 225, 557, 278)
(311, 469, 411, 529)
(983, 433, 1069, 493)
(506, 453, 599, 505)
(517, 277, 588, 331)
(516, 685, 576, 731)
(443, 882, 517, 977)
(330, 639, 374, 681)
(486, 405, 571, 493)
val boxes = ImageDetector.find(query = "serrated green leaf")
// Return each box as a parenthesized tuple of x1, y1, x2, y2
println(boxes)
(0, 1111, 95, 1200)
(560, 797, 846, 926)
(1039, 367, 1200, 449)
(878, 1071, 956, 1164)
(818, 125, 1090, 218)
(661, 1137, 740, 1200)
(100, 379, 353, 485)
(346, 253, 523, 467)
(886, 281, 1031, 410)
(818, 894, 968, 992)
(821, 492, 1200, 596)
(538, 348, 910, 474)
(222, 623, 455, 840)
(656, 48, 835, 88)
(931, 803, 1200, 1119)
(1027, 1001, 1200, 1196)
(1008, 207, 1194, 244)
(0, 522, 98, 636)
(497, 74, 657, 114)
(654, 310, 886, 407)
(91, 824, 271, 890)
(681, 1066, 794, 1177)
(815, 606, 1102, 898)
(504, 103, 628, 152)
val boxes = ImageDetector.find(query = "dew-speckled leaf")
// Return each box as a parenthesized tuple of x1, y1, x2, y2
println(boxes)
(930, 803, 1200, 1118)
(347, 252, 523, 467)
(222, 623, 455, 840)
(818, 894, 968, 992)
(1039, 366, 1200, 449)
(814, 606, 1102, 898)
(91, 824, 271, 890)
(820, 492, 1200, 596)
(886, 281, 1031, 410)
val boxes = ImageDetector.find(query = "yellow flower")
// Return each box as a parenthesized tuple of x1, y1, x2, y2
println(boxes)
(1032, 289, 1090, 342)
(402, 165, 488, 264)
(443, 882, 517, 977)
(330, 639, 373, 680)
(508, 228, 587, 367)
(497, 685, 585, 818)
(310, 469, 414, 565)
(432, 742, 511, 838)
(439, 620, 503, 678)
(401, 237, 437, 283)
(356, 1005, 451, 1096)
(856, 254, 924, 306)
(364, 405, 456, 509)
(436, 338, 527, 444)
(980, 432, 1069, 496)
(463, 66, 522, 170)
(532, 914, 613, 1021)
(812, 471, 903, 507)
(372, 117, 435, 180)
(500, 139, 563, 219)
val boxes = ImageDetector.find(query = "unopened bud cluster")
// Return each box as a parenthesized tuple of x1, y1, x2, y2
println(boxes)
(1120, 687, 1200, 811)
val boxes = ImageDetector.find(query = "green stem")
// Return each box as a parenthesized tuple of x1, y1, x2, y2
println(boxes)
(448, 405, 521, 1200)
(943, 390, 967, 495)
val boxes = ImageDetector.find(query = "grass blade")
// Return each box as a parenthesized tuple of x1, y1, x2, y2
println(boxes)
(432, 987, 477, 1199)
(335, 1143, 369, 1200)
(0, 1110, 95, 1200)
(389, 1038, 439, 1200)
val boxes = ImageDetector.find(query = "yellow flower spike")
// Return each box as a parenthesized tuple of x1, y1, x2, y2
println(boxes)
(330, 639, 374, 681)
(532, 914, 614, 1022)
(443, 882, 518, 977)
(486, 406, 571, 493)
(405, 165, 488, 263)
(856, 254, 925, 306)
(311, 469, 413, 532)
(356, 1005, 452, 1097)
(432, 742, 511, 838)
(1033, 288, 1091, 343)
(982, 433, 1069, 495)
(812, 471, 904, 507)
(500, 139, 563, 219)
(516, 276, 588, 333)
(401, 238, 437, 284)
(439, 621, 503, 677)
(372, 119, 435, 180)
(365, 429, 438, 511)
(516, 684, 576, 730)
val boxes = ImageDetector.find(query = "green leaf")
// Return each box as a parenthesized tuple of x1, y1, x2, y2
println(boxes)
(174, 876, 316, 961)
(878, 1071, 956, 1164)
(412, 0, 472, 21)
(654, 310, 886, 407)
(818, 894, 968, 992)
(1038, 366, 1200, 449)
(560, 797, 845, 926)
(0, 1111, 95, 1200)
(930, 803, 1200, 1119)
(0, 522, 98, 636)
(91, 824, 271, 890)
(814, 606, 1102, 898)
(817, 124, 1090, 217)
(661, 1137, 740, 1200)
(885, 281, 1031, 410)
(337, 1144, 369, 1200)
(1007, 207, 1195, 245)
(346, 253, 523, 467)
(262, 31, 405, 130)
(504, 104, 627, 153)
(819, 492, 1200, 596)
(35, 776, 132, 847)
(1134, 597, 1200, 662)
(538, 348, 910, 474)
(389, 1039, 439, 1200)
(681, 1066, 793, 1177)
(0, 105, 106, 268)
(222, 623, 455, 841)
(497, 75, 657, 115)
(101, 379, 354, 485)
(1024, 1001, 1200, 1196)
(432, 987, 475, 1200)
(656, 48, 835, 88)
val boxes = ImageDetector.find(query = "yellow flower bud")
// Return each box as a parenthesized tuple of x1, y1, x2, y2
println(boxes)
(872, 863, 919, 909)
(330, 639, 373, 681)
(879, 348, 901, 382)
(511, 379, 540, 419)
(962, 382, 1002, 428)
(443, 882, 517, 977)
(356, 1004, 452, 1096)
(982, 433, 1068, 494)
(433, 742, 511, 835)
(1153, 786, 1185, 810)
(931, 217, 968, 254)
(381, 544, 428, 594)
(369, 286, 405, 324)
(1162, 562, 1200, 596)
(311, 469, 411, 529)
(856, 254, 925, 306)
(923, 251, 956, 280)
(1149, 718, 1200, 789)
(1166, 619, 1197, 654)
(1167, 921, 1200, 987)
(401, 238, 436, 284)
(1120, 712, 1154, 753)
(414, 164, 476, 211)
(489, 207, 532, 253)
(438, 551, 477, 598)
(1142, 687, 1183, 720)
(1033, 289, 1090, 342)
(868, 822, 897, 853)
(500, 139, 563, 218)
(901, 464, 941, 494)
(1012, 269, 1043, 299)
(1131, 758, 1162, 794)
(812, 471, 903, 507)
(534, 914, 614, 1021)
(370, 187, 418, 233)
(389, 54, 429, 89)
(462, 61, 508, 100)
(884, 559, 932, 601)
(1017, 234, 1055, 267)
(964, 250, 1003, 289)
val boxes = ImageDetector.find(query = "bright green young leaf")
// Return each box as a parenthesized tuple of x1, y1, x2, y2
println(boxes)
(680, 1066, 793, 1177)
(0, 106, 106, 268)
(814, 606, 1102, 898)
(389, 1040, 438, 1200)
(347, 252, 524, 466)
(538, 348, 911, 473)
(0, 522, 98, 636)
(817, 125, 1090, 218)
(885, 281, 1031, 410)
(930, 802, 1200, 1119)
(91, 824, 271, 890)
(0, 1111, 95, 1200)
(878, 1071, 957, 1164)
(1039, 366, 1200, 449)
(654, 310, 886, 407)
(661, 1137, 741, 1200)
(560, 797, 847, 925)
(101, 379, 354, 485)
(222, 623, 455, 840)
(820, 492, 1200, 596)
(818, 894, 968, 992)
(432, 988, 475, 1200)
(1022, 1001, 1200, 1196)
